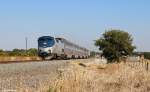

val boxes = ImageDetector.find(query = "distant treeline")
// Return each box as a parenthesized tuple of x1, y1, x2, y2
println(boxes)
(90, 51, 102, 57)
(132, 52, 150, 60)
(0, 48, 38, 56)
(90, 51, 150, 60)
(142, 52, 150, 60)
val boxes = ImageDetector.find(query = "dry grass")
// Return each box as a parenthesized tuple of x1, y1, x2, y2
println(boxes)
(49, 60, 150, 92)
(0, 56, 41, 62)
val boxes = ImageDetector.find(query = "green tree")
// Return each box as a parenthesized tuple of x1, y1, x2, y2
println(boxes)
(95, 30, 136, 63)
(8, 48, 38, 56)
(9, 49, 26, 56)
(143, 52, 150, 60)
(0, 49, 4, 56)
(27, 48, 38, 56)
(0, 49, 3, 52)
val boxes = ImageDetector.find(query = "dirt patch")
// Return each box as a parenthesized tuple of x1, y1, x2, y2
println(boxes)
(0, 56, 41, 63)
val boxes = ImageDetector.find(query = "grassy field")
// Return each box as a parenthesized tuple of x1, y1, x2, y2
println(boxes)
(49, 59, 150, 92)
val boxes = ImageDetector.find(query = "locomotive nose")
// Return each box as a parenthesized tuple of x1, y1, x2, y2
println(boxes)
(39, 51, 48, 57)
(38, 47, 53, 56)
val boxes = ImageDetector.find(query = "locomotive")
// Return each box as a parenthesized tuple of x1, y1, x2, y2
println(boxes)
(38, 36, 90, 60)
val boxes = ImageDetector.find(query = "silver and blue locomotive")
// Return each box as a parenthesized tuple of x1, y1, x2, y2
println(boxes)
(38, 36, 90, 60)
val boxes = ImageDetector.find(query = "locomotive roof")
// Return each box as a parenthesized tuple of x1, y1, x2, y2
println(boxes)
(38, 36, 54, 40)
(56, 37, 89, 51)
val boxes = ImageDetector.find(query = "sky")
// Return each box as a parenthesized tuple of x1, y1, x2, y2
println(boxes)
(0, 0, 150, 51)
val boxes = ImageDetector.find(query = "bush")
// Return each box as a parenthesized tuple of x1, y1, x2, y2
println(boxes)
(143, 52, 150, 60)
(0, 48, 38, 56)
(27, 48, 38, 56)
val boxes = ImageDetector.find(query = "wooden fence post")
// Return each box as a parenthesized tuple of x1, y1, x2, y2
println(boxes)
(146, 61, 149, 72)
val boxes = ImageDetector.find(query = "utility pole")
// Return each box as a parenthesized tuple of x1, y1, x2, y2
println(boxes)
(25, 37, 28, 54)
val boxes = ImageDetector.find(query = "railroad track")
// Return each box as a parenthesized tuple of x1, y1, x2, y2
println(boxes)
(0, 60, 43, 64)
(0, 59, 66, 64)
(0, 58, 86, 64)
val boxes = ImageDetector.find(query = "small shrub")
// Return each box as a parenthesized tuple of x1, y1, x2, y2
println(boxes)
(47, 87, 57, 92)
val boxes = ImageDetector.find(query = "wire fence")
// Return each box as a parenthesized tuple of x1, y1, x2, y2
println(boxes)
(126, 58, 150, 72)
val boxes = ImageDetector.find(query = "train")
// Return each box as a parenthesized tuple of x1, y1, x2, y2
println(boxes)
(38, 36, 90, 60)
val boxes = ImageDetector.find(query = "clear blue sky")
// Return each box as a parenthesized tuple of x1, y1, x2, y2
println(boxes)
(0, 0, 150, 51)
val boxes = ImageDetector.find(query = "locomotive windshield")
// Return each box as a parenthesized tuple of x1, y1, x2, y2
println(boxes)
(38, 37, 55, 48)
